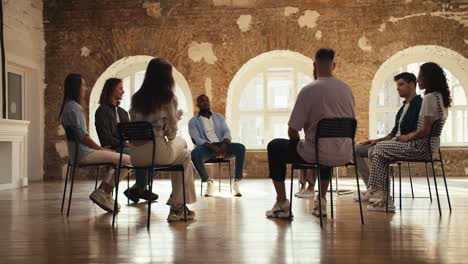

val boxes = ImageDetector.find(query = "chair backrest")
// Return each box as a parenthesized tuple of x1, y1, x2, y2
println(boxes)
(62, 125, 79, 164)
(117, 121, 155, 142)
(430, 119, 445, 138)
(316, 118, 357, 140)
(63, 125, 78, 142)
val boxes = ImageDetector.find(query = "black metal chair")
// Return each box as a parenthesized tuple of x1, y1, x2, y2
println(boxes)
(190, 139, 234, 196)
(60, 126, 116, 217)
(289, 118, 364, 228)
(199, 156, 234, 196)
(385, 119, 451, 215)
(388, 161, 432, 204)
(114, 121, 187, 229)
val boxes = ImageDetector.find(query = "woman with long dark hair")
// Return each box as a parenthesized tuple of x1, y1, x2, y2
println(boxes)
(130, 58, 197, 222)
(59, 73, 131, 212)
(366, 62, 451, 212)
(95, 78, 159, 203)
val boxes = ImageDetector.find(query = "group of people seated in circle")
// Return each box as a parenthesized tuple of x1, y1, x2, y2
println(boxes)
(59, 48, 452, 222)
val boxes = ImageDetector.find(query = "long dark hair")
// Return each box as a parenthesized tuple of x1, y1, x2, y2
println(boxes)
(58, 73, 83, 119)
(131, 58, 175, 115)
(99, 78, 122, 105)
(420, 62, 452, 108)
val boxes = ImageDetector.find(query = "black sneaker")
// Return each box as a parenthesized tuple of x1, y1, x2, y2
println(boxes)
(139, 190, 159, 201)
(123, 188, 140, 204)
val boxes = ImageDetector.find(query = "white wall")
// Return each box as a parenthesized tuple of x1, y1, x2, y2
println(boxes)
(2, 0, 45, 181)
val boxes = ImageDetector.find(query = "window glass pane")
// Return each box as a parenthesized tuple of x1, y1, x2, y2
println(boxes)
(134, 71, 145, 92)
(375, 112, 395, 138)
(239, 115, 264, 148)
(120, 76, 131, 111)
(7, 72, 22, 120)
(297, 72, 313, 91)
(267, 67, 294, 110)
(239, 73, 263, 111)
(269, 116, 289, 140)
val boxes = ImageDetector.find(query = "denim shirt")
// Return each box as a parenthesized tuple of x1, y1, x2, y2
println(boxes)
(61, 101, 95, 162)
(388, 95, 423, 138)
(188, 112, 232, 146)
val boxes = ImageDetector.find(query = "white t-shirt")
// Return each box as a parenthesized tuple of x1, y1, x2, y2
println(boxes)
(420, 92, 448, 121)
(288, 77, 355, 165)
(396, 103, 410, 137)
(201, 116, 220, 143)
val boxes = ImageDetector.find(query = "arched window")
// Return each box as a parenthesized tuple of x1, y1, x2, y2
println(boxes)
(226, 51, 314, 149)
(370, 46, 468, 146)
(89, 56, 194, 146)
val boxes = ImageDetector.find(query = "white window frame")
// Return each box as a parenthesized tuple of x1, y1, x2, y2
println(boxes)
(227, 51, 315, 150)
(5, 65, 26, 120)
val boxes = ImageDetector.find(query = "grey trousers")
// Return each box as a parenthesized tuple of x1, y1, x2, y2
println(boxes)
(354, 143, 376, 188)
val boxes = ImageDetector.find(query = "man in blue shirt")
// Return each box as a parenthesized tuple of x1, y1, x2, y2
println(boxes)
(189, 95, 246, 197)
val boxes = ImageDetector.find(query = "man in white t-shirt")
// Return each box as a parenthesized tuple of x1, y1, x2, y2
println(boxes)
(189, 95, 246, 197)
(354, 72, 422, 202)
(266, 48, 356, 219)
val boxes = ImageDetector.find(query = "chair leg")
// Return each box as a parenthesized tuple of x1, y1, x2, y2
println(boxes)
(112, 167, 120, 227)
(218, 162, 221, 193)
(60, 164, 70, 214)
(289, 166, 294, 220)
(439, 158, 452, 212)
(392, 165, 395, 202)
(229, 161, 232, 194)
(425, 163, 433, 202)
(399, 163, 403, 210)
(317, 166, 323, 228)
(127, 171, 130, 205)
(407, 163, 414, 199)
(95, 166, 100, 190)
(430, 160, 442, 216)
(66, 166, 77, 217)
(200, 180, 203, 197)
(386, 166, 390, 213)
(147, 169, 153, 229)
(354, 164, 364, 225)
(335, 167, 339, 194)
(182, 171, 187, 222)
(329, 168, 334, 219)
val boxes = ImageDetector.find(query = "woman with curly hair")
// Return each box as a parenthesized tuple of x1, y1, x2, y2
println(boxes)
(366, 62, 451, 212)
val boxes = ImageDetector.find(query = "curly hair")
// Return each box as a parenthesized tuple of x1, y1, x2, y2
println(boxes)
(419, 62, 452, 108)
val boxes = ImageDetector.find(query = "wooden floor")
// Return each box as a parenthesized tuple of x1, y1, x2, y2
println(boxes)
(0, 177, 467, 264)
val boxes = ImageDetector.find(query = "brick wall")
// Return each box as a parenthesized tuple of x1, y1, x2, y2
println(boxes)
(43, 0, 468, 180)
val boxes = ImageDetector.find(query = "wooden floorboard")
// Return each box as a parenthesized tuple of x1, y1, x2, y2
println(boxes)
(0, 177, 466, 263)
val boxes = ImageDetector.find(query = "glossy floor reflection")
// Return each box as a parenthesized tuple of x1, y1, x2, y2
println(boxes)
(0, 178, 466, 263)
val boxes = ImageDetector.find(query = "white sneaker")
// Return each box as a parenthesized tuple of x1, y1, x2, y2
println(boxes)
(367, 198, 396, 212)
(312, 196, 327, 217)
(204, 180, 215, 197)
(353, 187, 380, 202)
(296, 188, 315, 198)
(233, 180, 242, 197)
(294, 187, 307, 197)
(89, 189, 115, 212)
(266, 200, 292, 219)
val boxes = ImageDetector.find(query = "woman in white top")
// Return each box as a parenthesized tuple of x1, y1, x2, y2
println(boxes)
(366, 62, 451, 212)
(130, 58, 197, 222)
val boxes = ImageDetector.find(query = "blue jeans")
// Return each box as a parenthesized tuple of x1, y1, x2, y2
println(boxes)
(120, 147, 148, 189)
(191, 142, 246, 182)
